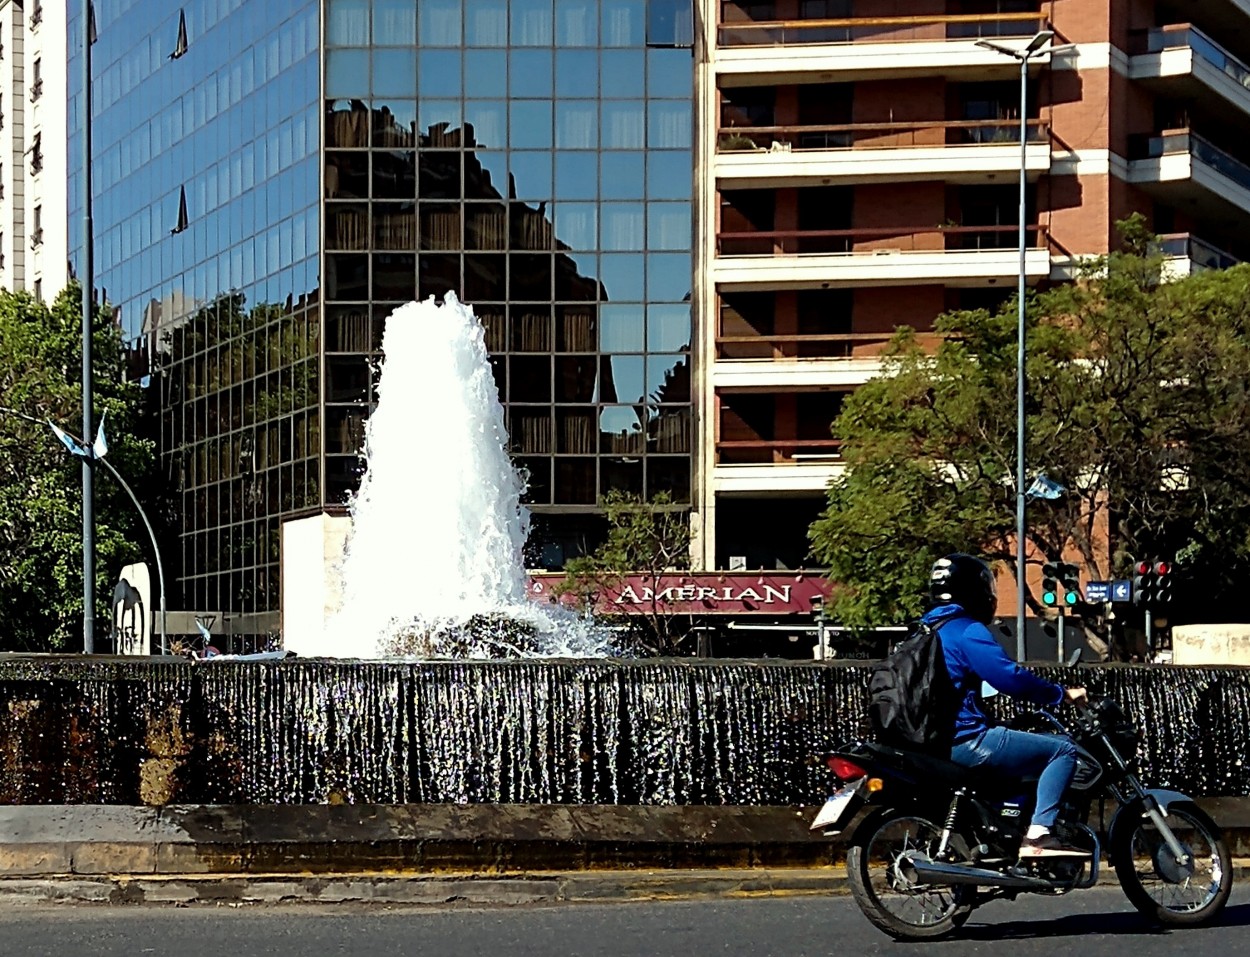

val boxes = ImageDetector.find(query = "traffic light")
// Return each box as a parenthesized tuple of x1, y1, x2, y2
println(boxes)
(1059, 562, 1081, 607)
(1042, 562, 1060, 606)
(1132, 560, 1155, 606)
(1154, 561, 1174, 607)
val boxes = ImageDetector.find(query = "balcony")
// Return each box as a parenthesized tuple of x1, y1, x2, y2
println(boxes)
(29, 228, 43, 249)
(1128, 130, 1250, 220)
(1131, 25, 1250, 122)
(1157, 232, 1241, 277)
(716, 120, 1050, 188)
(716, 13, 1054, 84)
(28, 79, 43, 102)
(714, 225, 1051, 291)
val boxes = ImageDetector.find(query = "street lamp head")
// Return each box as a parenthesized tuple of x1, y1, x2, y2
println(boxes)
(1026, 30, 1056, 54)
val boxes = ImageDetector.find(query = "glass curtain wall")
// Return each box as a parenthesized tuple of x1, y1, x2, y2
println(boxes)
(68, 1, 321, 644)
(323, 0, 694, 566)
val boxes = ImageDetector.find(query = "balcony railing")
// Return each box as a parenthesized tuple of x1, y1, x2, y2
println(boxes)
(716, 331, 945, 360)
(717, 224, 1048, 257)
(717, 438, 842, 465)
(1156, 233, 1241, 270)
(717, 119, 1049, 152)
(28, 79, 43, 102)
(1143, 24, 1250, 90)
(1140, 130, 1250, 194)
(29, 228, 43, 249)
(718, 12, 1048, 48)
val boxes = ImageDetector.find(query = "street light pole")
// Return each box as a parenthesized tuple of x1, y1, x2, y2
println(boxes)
(0, 405, 167, 654)
(81, 0, 97, 653)
(976, 29, 1055, 662)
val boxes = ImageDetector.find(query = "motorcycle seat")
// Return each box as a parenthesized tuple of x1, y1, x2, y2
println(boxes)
(861, 741, 1036, 791)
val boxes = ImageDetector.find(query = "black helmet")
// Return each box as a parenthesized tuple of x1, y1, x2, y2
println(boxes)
(929, 553, 997, 624)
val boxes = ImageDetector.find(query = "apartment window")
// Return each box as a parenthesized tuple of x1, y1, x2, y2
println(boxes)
(30, 2, 43, 29)
(31, 205, 43, 248)
(33, 280, 42, 302)
(29, 133, 42, 173)
(0, 233, 5, 270)
(29, 59, 43, 101)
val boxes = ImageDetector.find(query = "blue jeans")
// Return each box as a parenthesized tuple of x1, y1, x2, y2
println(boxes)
(949, 727, 1078, 828)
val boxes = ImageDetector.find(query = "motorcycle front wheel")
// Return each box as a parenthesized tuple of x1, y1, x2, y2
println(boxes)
(846, 812, 975, 941)
(1112, 801, 1232, 926)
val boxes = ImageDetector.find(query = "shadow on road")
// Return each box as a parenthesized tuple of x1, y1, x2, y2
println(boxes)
(956, 903, 1250, 941)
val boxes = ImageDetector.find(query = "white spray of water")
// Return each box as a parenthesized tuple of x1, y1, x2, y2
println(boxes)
(316, 294, 606, 659)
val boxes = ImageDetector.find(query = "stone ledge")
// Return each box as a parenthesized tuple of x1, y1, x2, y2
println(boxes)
(2, 799, 1248, 877)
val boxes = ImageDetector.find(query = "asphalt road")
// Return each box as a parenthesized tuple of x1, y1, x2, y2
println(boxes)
(2, 887, 1248, 956)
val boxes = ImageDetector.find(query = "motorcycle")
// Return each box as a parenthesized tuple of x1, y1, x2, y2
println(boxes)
(811, 694, 1233, 939)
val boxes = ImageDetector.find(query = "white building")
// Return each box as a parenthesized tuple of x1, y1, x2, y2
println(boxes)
(0, 0, 67, 300)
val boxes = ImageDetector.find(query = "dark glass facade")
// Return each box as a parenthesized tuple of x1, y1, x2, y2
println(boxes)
(69, 1, 320, 638)
(323, 0, 694, 567)
(68, 0, 693, 638)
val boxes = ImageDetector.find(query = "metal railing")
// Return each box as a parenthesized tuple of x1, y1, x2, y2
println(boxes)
(717, 119, 1049, 152)
(716, 438, 843, 465)
(1144, 24, 1250, 91)
(1141, 130, 1250, 194)
(716, 224, 1048, 257)
(1156, 233, 1241, 270)
(715, 330, 944, 360)
(718, 12, 1048, 47)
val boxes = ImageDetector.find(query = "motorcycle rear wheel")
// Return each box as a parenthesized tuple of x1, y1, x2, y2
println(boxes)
(846, 812, 975, 940)
(1112, 801, 1232, 926)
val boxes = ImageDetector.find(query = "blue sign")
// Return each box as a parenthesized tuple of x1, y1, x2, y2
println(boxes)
(1111, 579, 1133, 603)
(1085, 581, 1111, 603)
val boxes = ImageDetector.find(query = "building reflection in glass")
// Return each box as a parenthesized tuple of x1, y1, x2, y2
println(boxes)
(67, 0, 694, 642)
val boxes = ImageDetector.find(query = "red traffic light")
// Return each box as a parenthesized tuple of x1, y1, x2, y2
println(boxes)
(1135, 560, 1152, 576)
(1154, 561, 1171, 576)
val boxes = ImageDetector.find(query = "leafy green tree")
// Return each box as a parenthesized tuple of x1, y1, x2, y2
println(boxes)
(0, 284, 155, 651)
(809, 216, 1250, 636)
(556, 490, 693, 655)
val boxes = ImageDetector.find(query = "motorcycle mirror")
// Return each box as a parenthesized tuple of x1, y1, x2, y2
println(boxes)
(1066, 647, 1083, 668)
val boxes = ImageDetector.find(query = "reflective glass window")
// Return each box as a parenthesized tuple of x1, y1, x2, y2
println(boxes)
(373, 50, 417, 97)
(419, 0, 463, 46)
(556, 0, 598, 47)
(373, 0, 417, 45)
(326, 49, 369, 97)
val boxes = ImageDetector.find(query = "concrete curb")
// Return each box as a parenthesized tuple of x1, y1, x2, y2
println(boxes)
(5, 861, 1250, 907)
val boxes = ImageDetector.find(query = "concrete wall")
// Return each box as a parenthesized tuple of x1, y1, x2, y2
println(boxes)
(1173, 625, 1250, 666)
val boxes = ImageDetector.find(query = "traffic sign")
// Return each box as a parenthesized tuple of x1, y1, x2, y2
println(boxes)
(1085, 581, 1111, 603)
(1111, 579, 1132, 603)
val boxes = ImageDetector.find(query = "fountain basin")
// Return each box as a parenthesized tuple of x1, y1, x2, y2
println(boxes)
(1, 657, 1247, 805)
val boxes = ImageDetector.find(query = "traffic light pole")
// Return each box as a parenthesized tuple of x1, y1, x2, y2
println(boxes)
(1145, 612, 1154, 663)
(1057, 606, 1065, 663)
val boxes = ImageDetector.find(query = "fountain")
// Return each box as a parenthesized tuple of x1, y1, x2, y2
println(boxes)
(289, 294, 604, 660)
(3, 300, 1250, 809)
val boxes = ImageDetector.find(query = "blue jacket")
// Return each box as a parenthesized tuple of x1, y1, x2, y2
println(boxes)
(922, 604, 1065, 743)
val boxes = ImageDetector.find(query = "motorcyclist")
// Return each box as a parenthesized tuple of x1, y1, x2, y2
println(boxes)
(924, 553, 1090, 859)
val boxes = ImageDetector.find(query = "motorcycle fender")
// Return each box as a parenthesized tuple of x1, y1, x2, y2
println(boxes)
(1109, 789, 1195, 837)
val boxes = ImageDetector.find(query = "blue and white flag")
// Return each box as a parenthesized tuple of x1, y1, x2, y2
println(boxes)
(1025, 473, 1065, 501)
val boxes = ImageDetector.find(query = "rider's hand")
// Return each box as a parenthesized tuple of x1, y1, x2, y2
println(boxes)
(1065, 687, 1089, 709)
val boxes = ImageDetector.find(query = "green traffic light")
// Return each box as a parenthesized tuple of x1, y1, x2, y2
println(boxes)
(1043, 591, 1057, 606)
(1065, 591, 1079, 606)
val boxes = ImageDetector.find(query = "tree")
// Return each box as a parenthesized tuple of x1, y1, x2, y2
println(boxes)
(0, 284, 155, 651)
(809, 217, 1250, 636)
(556, 490, 693, 655)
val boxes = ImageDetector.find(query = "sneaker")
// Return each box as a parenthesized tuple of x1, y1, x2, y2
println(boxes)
(1018, 834, 1092, 859)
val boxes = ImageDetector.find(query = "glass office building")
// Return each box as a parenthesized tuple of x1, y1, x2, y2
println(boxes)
(67, 1, 693, 642)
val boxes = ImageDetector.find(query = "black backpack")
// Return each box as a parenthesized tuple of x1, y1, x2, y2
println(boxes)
(868, 620, 958, 755)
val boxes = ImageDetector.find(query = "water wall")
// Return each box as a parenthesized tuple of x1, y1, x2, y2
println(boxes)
(1, 658, 1247, 805)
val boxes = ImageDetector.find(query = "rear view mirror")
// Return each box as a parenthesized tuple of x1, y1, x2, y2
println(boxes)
(1066, 647, 1083, 668)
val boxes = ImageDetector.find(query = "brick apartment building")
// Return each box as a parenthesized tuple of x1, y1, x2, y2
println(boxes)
(691, 0, 1250, 583)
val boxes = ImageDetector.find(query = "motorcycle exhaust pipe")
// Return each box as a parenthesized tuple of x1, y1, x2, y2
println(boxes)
(906, 858, 1057, 890)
